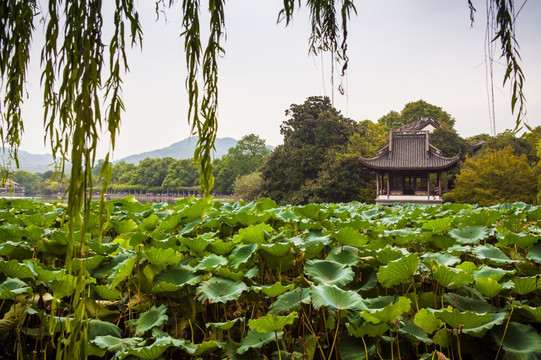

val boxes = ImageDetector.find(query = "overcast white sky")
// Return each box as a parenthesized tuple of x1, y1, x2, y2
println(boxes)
(16, 0, 541, 160)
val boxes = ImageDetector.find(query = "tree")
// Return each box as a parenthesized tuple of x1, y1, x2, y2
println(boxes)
(131, 157, 175, 188)
(445, 147, 536, 205)
(214, 134, 270, 194)
(378, 100, 455, 131)
(347, 120, 387, 158)
(233, 172, 262, 202)
(259, 96, 357, 204)
(111, 161, 137, 185)
(162, 159, 199, 190)
(12, 169, 42, 195)
(483, 130, 539, 164)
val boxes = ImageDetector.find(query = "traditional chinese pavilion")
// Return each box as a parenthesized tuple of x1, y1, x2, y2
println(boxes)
(359, 120, 459, 205)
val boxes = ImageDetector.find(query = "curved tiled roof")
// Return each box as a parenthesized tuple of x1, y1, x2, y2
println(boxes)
(359, 131, 459, 171)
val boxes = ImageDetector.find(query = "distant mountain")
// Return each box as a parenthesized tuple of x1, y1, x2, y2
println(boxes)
(115, 137, 239, 164)
(0, 148, 62, 174)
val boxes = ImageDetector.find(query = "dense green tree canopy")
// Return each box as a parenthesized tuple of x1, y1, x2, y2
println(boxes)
(445, 147, 537, 206)
(378, 100, 456, 131)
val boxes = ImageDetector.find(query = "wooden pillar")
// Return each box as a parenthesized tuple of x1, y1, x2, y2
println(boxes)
(376, 172, 380, 197)
(386, 172, 390, 199)
(427, 172, 430, 200)
(437, 172, 441, 198)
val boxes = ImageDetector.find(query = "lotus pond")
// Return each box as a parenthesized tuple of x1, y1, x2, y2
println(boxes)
(0, 197, 540, 359)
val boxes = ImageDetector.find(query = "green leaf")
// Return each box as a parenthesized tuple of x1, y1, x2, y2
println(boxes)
(449, 226, 488, 245)
(206, 317, 244, 330)
(114, 219, 138, 234)
(108, 255, 137, 289)
(334, 227, 368, 248)
(377, 253, 419, 287)
(0, 259, 35, 280)
(236, 223, 272, 244)
(248, 311, 297, 333)
(237, 329, 283, 354)
(91, 335, 143, 353)
(399, 317, 433, 344)
(512, 276, 541, 295)
(0, 277, 32, 299)
(207, 238, 236, 255)
(433, 307, 491, 329)
(422, 252, 461, 267)
(140, 214, 159, 232)
(348, 321, 390, 337)
(360, 296, 411, 324)
(474, 277, 502, 298)
(259, 241, 293, 257)
(269, 287, 311, 314)
(252, 282, 295, 298)
(310, 284, 368, 311)
(93, 285, 122, 301)
(414, 308, 443, 334)
(143, 247, 182, 267)
(433, 328, 452, 348)
(87, 319, 122, 341)
(514, 303, 541, 322)
(489, 322, 541, 359)
(128, 304, 168, 336)
(497, 230, 539, 247)
(178, 235, 210, 253)
(196, 277, 248, 303)
(432, 263, 473, 289)
(371, 245, 408, 265)
(304, 259, 355, 287)
(472, 244, 518, 265)
(526, 243, 541, 264)
(462, 312, 506, 337)
(228, 243, 258, 269)
(473, 265, 515, 281)
(192, 254, 228, 271)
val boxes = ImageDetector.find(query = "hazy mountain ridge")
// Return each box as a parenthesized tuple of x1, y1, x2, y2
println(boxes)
(1, 148, 61, 174)
(114, 137, 239, 164)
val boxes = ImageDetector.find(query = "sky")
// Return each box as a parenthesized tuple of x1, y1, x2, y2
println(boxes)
(14, 0, 541, 160)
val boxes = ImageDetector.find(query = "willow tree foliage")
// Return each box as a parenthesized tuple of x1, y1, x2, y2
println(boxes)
(0, 1, 531, 358)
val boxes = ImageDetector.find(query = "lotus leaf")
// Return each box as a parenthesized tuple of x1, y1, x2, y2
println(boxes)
(489, 322, 541, 360)
(113, 219, 138, 234)
(455, 261, 478, 274)
(176, 339, 225, 356)
(50, 274, 79, 299)
(414, 308, 443, 334)
(371, 245, 408, 265)
(449, 226, 488, 245)
(228, 243, 258, 269)
(310, 284, 368, 311)
(294, 203, 321, 219)
(443, 293, 492, 314)
(0, 277, 31, 299)
(474, 277, 502, 297)
(93, 285, 122, 301)
(304, 259, 355, 287)
(0, 259, 35, 280)
(143, 247, 182, 267)
(196, 277, 248, 303)
(178, 235, 211, 253)
(377, 253, 419, 287)
(399, 317, 433, 344)
(334, 227, 368, 248)
(237, 329, 283, 354)
(108, 255, 137, 288)
(252, 282, 295, 297)
(511, 276, 541, 295)
(514, 303, 541, 322)
(192, 254, 228, 271)
(432, 263, 473, 289)
(91, 335, 144, 353)
(433, 307, 491, 329)
(206, 317, 244, 330)
(140, 214, 159, 232)
(269, 287, 311, 314)
(236, 223, 273, 244)
(128, 304, 168, 336)
(422, 218, 453, 234)
(474, 265, 515, 281)
(248, 311, 297, 333)
(462, 312, 506, 337)
(153, 264, 202, 292)
(432, 328, 452, 347)
(347, 321, 390, 337)
(422, 252, 461, 266)
(259, 241, 293, 257)
(497, 230, 539, 247)
(360, 296, 411, 324)
(207, 238, 236, 255)
(87, 319, 122, 340)
(326, 245, 360, 266)
(472, 244, 518, 265)
(526, 243, 541, 264)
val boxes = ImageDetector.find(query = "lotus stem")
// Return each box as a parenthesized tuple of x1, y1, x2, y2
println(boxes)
(302, 317, 326, 360)
(327, 315, 340, 359)
(395, 320, 402, 360)
(495, 306, 514, 360)
(275, 332, 282, 360)
(361, 336, 369, 360)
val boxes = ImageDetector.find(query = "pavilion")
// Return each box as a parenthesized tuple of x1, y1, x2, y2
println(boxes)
(359, 122, 459, 205)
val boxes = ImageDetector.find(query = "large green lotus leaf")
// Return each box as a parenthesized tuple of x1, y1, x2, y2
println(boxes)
(91, 335, 144, 353)
(235, 223, 273, 244)
(237, 329, 283, 354)
(489, 322, 541, 360)
(497, 230, 539, 248)
(272, 210, 300, 222)
(0, 277, 32, 299)
(361, 296, 411, 324)
(399, 317, 433, 344)
(428, 234, 456, 250)
(455, 261, 478, 275)
(128, 304, 168, 336)
(177, 219, 201, 236)
(310, 284, 368, 311)
(371, 245, 408, 265)
(414, 308, 443, 334)
(449, 226, 489, 245)
(113, 218, 138, 234)
(433, 307, 491, 329)
(154, 264, 202, 291)
(143, 247, 182, 267)
(304, 259, 355, 287)
(206, 317, 244, 330)
(443, 293, 492, 314)
(248, 311, 297, 333)
(196, 277, 248, 303)
(433, 328, 452, 348)
(422, 252, 461, 267)
(472, 244, 518, 265)
(380, 215, 402, 227)
(207, 238, 236, 255)
(462, 312, 506, 337)
(384, 228, 422, 245)
(192, 254, 228, 271)
(108, 255, 137, 288)
(432, 264, 473, 289)
(252, 282, 295, 298)
(269, 287, 311, 314)
(474, 265, 515, 281)
(176, 339, 225, 356)
(0, 259, 35, 280)
(259, 241, 293, 257)
(301, 231, 332, 251)
(228, 243, 258, 269)
(514, 303, 541, 322)
(526, 243, 541, 264)
(460, 209, 501, 227)
(87, 319, 122, 341)
(422, 218, 453, 234)
(334, 227, 368, 248)
(377, 253, 419, 287)
(178, 235, 210, 253)
(234, 211, 265, 226)
(294, 203, 321, 219)
(474, 277, 502, 298)
(511, 276, 541, 295)
(126, 340, 173, 360)
(93, 285, 122, 301)
(347, 321, 390, 337)
(0, 241, 30, 257)
(326, 246, 360, 266)
(139, 214, 159, 232)
(50, 274, 78, 299)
